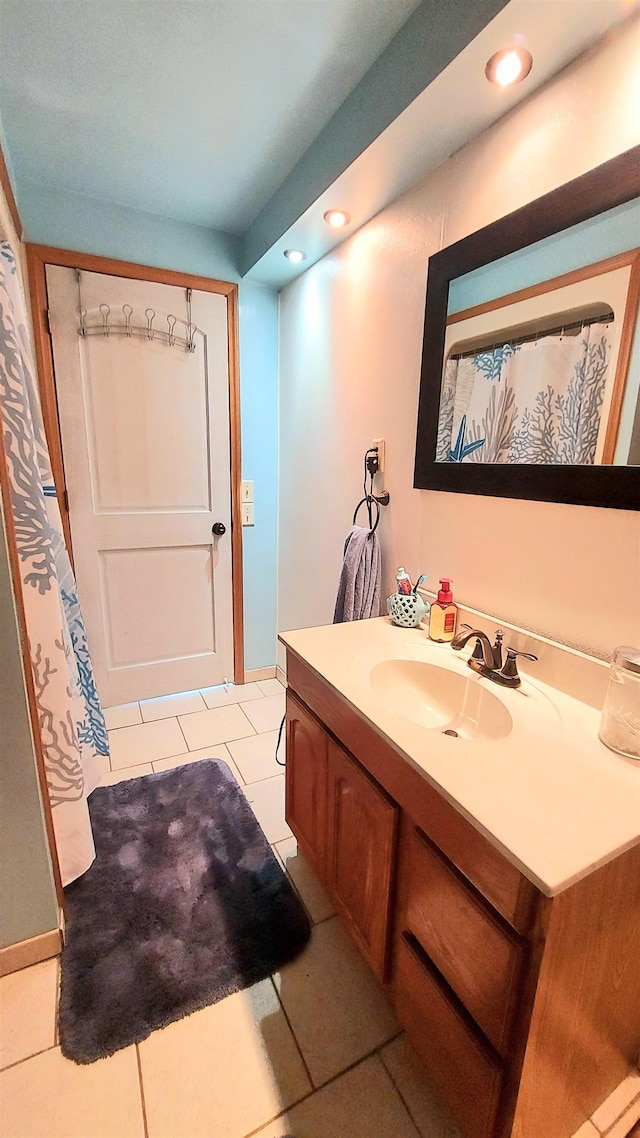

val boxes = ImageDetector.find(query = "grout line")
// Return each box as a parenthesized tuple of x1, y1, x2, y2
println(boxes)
(378, 1036, 431, 1138)
(135, 1044, 150, 1138)
(227, 756, 247, 785)
(235, 702, 260, 735)
(271, 852, 314, 925)
(174, 716, 190, 751)
(0, 1043, 58, 1073)
(268, 976, 314, 1090)
(242, 1018, 407, 1137)
(241, 769, 286, 790)
(599, 1094, 640, 1137)
(594, 1089, 640, 1137)
(314, 911, 338, 926)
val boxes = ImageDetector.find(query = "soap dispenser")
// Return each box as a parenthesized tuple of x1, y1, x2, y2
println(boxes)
(429, 578, 458, 643)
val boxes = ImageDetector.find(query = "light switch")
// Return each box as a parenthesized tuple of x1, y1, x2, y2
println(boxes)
(242, 502, 254, 526)
(241, 480, 254, 503)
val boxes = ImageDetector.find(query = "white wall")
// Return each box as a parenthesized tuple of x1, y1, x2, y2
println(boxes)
(278, 18, 640, 662)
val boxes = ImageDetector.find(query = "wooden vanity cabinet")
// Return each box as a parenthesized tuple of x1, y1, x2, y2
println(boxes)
(283, 652, 640, 1138)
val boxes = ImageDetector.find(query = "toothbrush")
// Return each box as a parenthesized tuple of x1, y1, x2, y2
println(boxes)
(412, 574, 426, 594)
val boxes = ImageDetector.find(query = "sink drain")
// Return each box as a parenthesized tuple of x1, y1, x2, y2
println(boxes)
(442, 729, 459, 738)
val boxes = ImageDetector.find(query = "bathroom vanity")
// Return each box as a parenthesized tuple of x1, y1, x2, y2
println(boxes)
(279, 617, 640, 1138)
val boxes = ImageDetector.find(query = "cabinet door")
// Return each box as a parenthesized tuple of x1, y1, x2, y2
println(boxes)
(326, 741, 398, 979)
(285, 692, 329, 881)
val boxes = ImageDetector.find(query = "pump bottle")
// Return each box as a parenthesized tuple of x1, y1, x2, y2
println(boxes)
(428, 578, 458, 642)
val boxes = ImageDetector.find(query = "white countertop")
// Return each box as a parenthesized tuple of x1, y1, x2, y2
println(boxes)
(280, 617, 640, 897)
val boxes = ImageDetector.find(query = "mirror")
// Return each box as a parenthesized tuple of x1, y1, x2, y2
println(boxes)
(414, 147, 640, 510)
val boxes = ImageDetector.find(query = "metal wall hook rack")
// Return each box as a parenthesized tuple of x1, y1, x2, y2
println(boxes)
(77, 303, 199, 352)
(75, 271, 199, 353)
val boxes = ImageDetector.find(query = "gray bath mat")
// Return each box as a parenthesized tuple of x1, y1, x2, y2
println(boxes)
(59, 759, 311, 1063)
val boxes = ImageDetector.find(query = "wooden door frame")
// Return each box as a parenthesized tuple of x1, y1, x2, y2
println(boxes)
(26, 244, 245, 685)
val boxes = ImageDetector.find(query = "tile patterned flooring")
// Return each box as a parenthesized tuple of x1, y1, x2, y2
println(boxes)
(1, 677, 639, 1138)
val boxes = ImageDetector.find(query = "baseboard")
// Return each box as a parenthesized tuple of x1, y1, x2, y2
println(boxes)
(0, 928, 61, 977)
(244, 666, 277, 683)
(276, 665, 287, 686)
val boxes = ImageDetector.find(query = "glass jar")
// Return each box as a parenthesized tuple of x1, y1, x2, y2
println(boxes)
(598, 646, 640, 760)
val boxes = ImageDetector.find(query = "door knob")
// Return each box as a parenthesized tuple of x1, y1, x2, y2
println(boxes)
(212, 522, 226, 537)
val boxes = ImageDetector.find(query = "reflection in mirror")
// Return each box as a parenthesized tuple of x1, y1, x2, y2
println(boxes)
(413, 148, 640, 509)
(436, 214, 640, 468)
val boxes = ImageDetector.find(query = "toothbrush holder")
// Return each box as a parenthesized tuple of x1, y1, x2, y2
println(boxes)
(387, 592, 429, 628)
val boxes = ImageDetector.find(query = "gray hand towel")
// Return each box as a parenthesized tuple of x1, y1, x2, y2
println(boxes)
(333, 524, 381, 623)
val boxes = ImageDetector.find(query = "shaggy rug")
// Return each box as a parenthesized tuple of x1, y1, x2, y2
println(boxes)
(58, 759, 311, 1063)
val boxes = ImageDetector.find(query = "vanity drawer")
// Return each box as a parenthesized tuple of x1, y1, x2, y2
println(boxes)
(400, 825, 525, 1056)
(393, 934, 503, 1138)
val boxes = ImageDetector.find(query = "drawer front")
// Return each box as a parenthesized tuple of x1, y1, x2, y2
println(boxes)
(393, 934, 503, 1138)
(401, 826, 524, 1056)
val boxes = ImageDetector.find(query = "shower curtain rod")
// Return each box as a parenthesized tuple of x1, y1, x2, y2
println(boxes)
(450, 309, 614, 361)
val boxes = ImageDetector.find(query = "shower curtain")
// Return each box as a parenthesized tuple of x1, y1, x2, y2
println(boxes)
(0, 239, 108, 886)
(437, 322, 613, 465)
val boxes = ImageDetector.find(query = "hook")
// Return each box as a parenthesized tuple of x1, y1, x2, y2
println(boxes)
(77, 305, 87, 337)
(100, 304, 111, 337)
(186, 322, 197, 353)
(167, 314, 177, 347)
(122, 304, 133, 337)
(145, 308, 156, 341)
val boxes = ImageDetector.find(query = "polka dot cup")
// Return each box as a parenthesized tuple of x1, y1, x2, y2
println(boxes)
(387, 592, 429, 628)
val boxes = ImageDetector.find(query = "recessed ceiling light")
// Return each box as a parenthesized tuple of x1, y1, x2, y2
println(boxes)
(283, 249, 307, 263)
(323, 209, 350, 228)
(485, 46, 532, 87)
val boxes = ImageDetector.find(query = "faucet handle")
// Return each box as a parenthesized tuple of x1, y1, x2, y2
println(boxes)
(470, 637, 486, 662)
(501, 646, 538, 681)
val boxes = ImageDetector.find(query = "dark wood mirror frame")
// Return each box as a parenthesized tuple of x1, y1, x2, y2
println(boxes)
(413, 146, 640, 511)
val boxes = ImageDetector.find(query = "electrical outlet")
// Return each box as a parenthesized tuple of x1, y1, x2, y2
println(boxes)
(241, 502, 254, 526)
(372, 438, 385, 473)
(241, 480, 254, 503)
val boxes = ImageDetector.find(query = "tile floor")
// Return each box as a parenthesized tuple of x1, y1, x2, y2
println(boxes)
(1, 676, 639, 1138)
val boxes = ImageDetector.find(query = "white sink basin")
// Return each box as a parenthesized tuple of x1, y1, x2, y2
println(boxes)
(370, 658, 513, 741)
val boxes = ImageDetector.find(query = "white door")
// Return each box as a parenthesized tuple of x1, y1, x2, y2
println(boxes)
(47, 266, 235, 706)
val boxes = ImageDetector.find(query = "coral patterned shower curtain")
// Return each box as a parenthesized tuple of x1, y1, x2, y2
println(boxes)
(437, 322, 613, 464)
(0, 239, 108, 886)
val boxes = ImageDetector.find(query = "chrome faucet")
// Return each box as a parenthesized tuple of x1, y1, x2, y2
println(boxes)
(451, 624, 537, 687)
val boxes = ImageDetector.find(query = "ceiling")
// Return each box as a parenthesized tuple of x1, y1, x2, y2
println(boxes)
(0, 0, 422, 230)
(0, 0, 636, 289)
